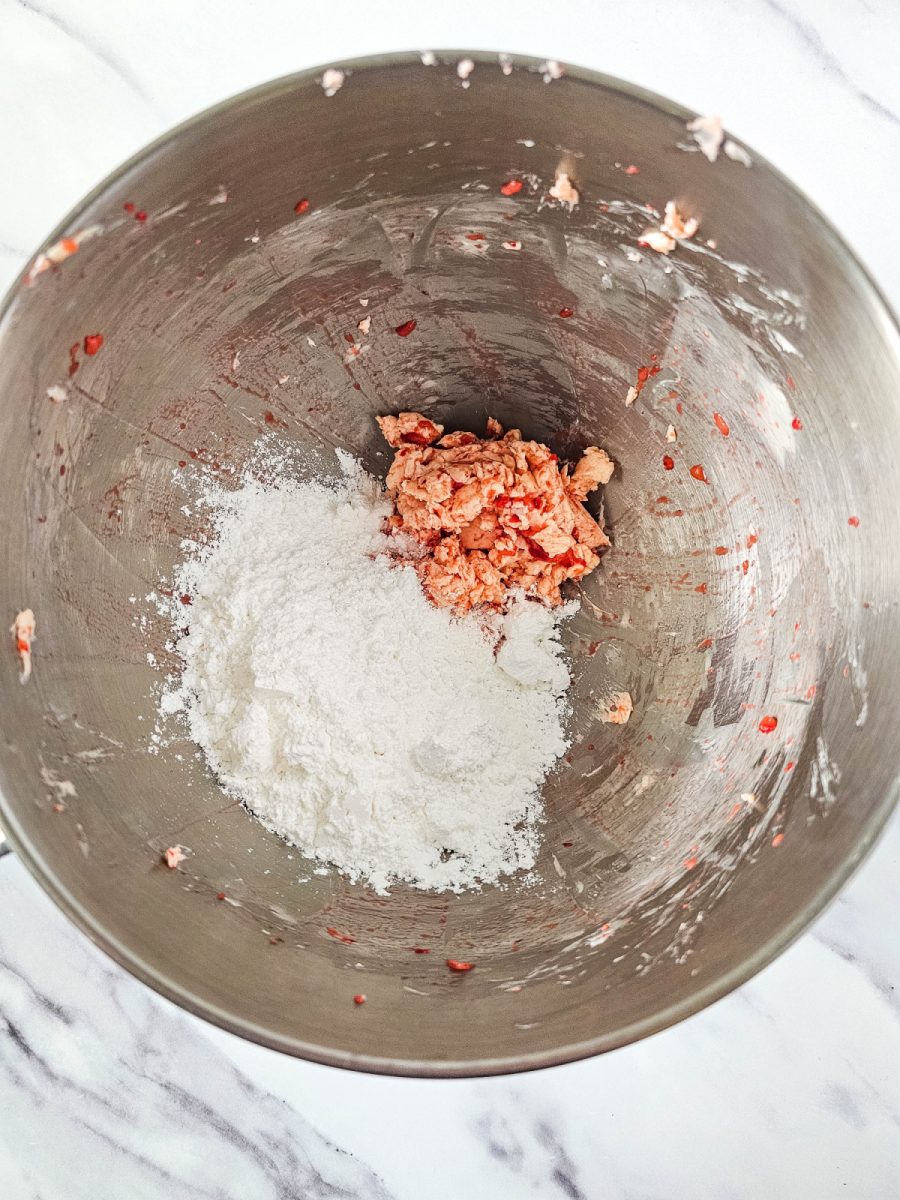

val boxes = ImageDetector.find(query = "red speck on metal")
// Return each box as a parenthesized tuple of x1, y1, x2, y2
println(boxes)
(83, 333, 104, 356)
(500, 179, 523, 196)
(713, 412, 730, 437)
(771, 833, 785, 847)
(694, 582, 707, 594)
(714, 546, 728, 556)
(758, 715, 778, 733)
(446, 959, 474, 972)
(689, 464, 708, 483)
(791, 416, 803, 430)
(662, 454, 675, 470)
(216, 892, 226, 901)
(683, 855, 699, 871)
(326, 927, 356, 944)
(558, 306, 574, 318)
(135, 210, 148, 222)
(353, 994, 367, 1005)
(741, 560, 749, 575)
(123, 202, 135, 213)
(747, 532, 758, 548)
(465, 232, 486, 240)
(294, 198, 310, 215)
(625, 164, 640, 175)
(697, 637, 713, 650)
(395, 319, 417, 337)
(179, 594, 192, 606)
(412, 946, 431, 954)
(847, 515, 860, 527)
(786, 375, 796, 390)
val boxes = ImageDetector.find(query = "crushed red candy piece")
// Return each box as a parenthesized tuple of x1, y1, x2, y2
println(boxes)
(135, 210, 148, 222)
(847, 515, 860, 527)
(662, 454, 675, 470)
(713, 412, 730, 437)
(83, 333, 104, 356)
(689, 464, 708, 483)
(294, 198, 310, 215)
(558, 306, 574, 318)
(791, 416, 803, 431)
(353, 993, 367, 1005)
(394, 319, 417, 337)
(446, 959, 474, 972)
(758, 715, 778, 733)
(500, 179, 523, 196)
(164, 846, 187, 869)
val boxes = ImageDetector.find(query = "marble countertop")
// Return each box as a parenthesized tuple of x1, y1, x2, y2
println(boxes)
(1, 2, 898, 1196)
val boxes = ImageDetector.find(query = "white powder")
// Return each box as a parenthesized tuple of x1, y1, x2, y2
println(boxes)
(160, 455, 573, 894)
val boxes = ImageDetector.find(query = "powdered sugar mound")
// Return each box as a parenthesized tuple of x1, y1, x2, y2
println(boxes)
(159, 456, 573, 894)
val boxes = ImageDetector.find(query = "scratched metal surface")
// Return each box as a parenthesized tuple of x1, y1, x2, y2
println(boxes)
(0, 54, 897, 1075)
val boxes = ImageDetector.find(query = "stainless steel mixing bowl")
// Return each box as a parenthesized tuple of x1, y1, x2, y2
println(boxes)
(0, 52, 897, 1076)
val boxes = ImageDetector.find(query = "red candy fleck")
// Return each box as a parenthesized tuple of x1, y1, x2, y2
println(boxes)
(632, 361, 661, 400)
(689, 464, 708, 483)
(747, 532, 758, 548)
(714, 546, 728, 556)
(294, 198, 310, 215)
(758, 715, 778, 734)
(326, 927, 355, 944)
(412, 946, 431, 954)
(791, 416, 803, 431)
(697, 637, 713, 650)
(713, 412, 730, 437)
(83, 333, 104, 356)
(465, 232, 486, 241)
(847, 515, 860, 527)
(771, 833, 785, 847)
(135, 210, 148, 222)
(123, 201, 135, 213)
(662, 454, 675, 470)
(683, 855, 699, 871)
(500, 179, 523, 196)
(353, 994, 367, 1006)
(216, 892, 226, 901)
(786, 374, 796, 391)
(179, 594, 192, 606)
(395, 319, 417, 337)
(446, 958, 474, 972)
(741, 560, 749, 575)
(624, 164, 640, 175)
(558, 307, 574, 318)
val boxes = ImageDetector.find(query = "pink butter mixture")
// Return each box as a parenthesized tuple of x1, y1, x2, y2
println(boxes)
(377, 411, 615, 610)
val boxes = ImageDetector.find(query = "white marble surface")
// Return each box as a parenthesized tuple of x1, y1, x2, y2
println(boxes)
(1, 2, 899, 1196)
